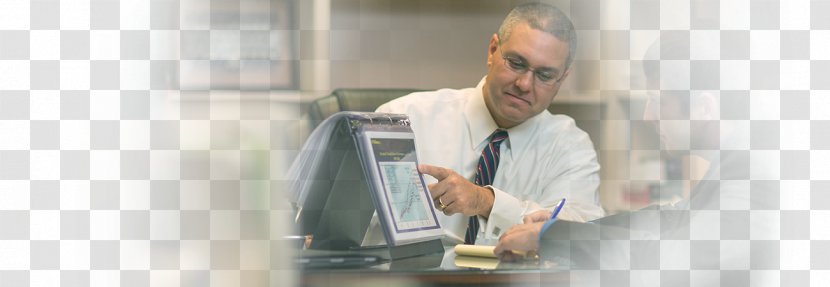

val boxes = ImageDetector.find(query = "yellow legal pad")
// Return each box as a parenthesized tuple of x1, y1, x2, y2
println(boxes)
(454, 244, 527, 258)
(454, 244, 498, 258)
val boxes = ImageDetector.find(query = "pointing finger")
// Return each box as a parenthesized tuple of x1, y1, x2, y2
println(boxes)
(418, 164, 452, 181)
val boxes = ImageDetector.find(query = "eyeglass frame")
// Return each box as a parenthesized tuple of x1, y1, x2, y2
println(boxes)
(496, 36, 567, 87)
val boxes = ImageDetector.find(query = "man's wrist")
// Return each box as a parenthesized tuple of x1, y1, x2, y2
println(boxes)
(477, 185, 496, 218)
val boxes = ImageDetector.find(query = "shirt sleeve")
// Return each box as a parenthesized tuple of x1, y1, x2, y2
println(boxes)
(478, 185, 533, 240)
(539, 132, 604, 223)
(479, 127, 604, 241)
(545, 136, 604, 223)
(375, 101, 393, 113)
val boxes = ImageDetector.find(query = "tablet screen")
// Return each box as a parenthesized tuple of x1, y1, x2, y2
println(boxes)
(372, 138, 437, 231)
(361, 131, 442, 244)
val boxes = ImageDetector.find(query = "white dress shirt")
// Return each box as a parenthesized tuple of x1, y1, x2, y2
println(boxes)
(374, 78, 604, 244)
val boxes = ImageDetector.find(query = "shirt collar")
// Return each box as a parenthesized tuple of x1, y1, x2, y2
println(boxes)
(464, 76, 544, 158)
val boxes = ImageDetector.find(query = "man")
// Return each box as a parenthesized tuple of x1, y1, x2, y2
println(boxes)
(494, 37, 779, 286)
(374, 3, 603, 245)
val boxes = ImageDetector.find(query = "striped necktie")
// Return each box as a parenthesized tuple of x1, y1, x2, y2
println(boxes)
(465, 129, 509, 244)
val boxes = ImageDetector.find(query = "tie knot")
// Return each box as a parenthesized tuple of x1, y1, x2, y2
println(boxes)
(489, 129, 508, 144)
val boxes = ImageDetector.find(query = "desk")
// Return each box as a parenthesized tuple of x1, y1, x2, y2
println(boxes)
(300, 245, 574, 287)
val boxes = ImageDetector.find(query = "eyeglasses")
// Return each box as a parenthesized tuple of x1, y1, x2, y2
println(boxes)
(497, 37, 565, 87)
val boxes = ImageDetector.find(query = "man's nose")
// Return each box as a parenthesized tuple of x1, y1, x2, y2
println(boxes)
(515, 71, 534, 92)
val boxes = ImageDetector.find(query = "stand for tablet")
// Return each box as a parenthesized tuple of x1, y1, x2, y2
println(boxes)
(296, 112, 444, 260)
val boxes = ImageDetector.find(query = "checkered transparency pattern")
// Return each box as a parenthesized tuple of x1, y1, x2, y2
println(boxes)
(0, 0, 827, 287)
(0, 0, 298, 286)
(569, 0, 823, 286)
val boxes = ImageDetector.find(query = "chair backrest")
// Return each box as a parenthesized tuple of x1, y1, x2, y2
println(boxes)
(308, 88, 424, 127)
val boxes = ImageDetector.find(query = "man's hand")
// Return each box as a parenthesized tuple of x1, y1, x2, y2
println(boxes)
(418, 164, 495, 218)
(523, 210, 552, 224)
(493, 222, 544, 261)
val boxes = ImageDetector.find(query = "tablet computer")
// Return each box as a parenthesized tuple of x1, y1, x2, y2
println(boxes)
(357, 130, 443, 246)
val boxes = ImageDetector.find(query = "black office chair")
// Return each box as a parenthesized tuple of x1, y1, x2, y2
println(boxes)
(308, 88, 424, 128)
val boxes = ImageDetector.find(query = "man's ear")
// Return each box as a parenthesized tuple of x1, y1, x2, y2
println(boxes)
(487, 33, 498, 67)
(691, 91, 718, 121)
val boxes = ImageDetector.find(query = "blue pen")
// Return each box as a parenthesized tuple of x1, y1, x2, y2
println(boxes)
(550, 198, 566, 219)
(538, 198, 566, 241)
